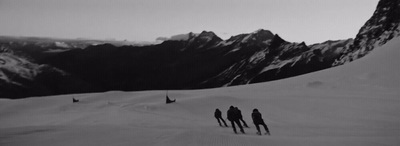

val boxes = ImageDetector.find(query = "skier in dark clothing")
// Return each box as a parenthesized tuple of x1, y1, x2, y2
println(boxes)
(166, 95, 176, 104)
(235, 107, 249, 128)
(72, 98, 79, 103)
(214, 108, 228, 127)
(251, 108, 270, 135)
(227, 106, 245, 134)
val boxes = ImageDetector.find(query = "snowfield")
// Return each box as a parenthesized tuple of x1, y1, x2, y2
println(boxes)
(0, 38, 399, 146)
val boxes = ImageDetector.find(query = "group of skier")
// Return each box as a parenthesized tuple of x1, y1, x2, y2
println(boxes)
(214, 106, 270, 135)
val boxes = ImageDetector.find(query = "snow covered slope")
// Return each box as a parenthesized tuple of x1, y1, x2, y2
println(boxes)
(291, 37, 400, 90)
(0, 38, 399, 146)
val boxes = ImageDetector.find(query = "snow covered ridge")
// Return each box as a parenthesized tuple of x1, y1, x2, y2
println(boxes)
(334, 0, 400, 65)
(0, 51, 94, 99)
(0, 53, 49, 97)
(0, 28, 353, 98)
(0, 53, 39, 83)
(201, 33, 351, 87)
(0, 36, 151, 52)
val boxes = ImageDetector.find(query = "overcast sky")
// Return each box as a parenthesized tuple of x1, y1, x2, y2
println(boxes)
(0, 0, 378, 44)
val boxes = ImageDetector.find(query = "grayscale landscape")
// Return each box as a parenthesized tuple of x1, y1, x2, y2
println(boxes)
(1, 0, 399, 145)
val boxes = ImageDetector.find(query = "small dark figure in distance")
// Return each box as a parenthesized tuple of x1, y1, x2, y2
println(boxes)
(227, 106, 245, 134)
(252, 108, 270, 135)
(166, 95, 176, 104)
(72, 98, 79, 103)
(214, 108, 228, 127)
(235, 107, 249, 128)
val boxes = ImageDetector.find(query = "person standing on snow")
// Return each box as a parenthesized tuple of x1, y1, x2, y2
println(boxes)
(214, 108, 228, 127)
(227, 106, 245, 134)
(235, 107, 249, 128)
(251, 108, 270, 135)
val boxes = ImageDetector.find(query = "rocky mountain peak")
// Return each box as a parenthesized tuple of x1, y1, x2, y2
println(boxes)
(192, 31, 222, 42)
(253, 29, 274, 37)
(182, 31, 223, 50)
(334, 0, 400, 65)
(269, 34, 286, 48)
(198, 31, 217, 37)
(240, 29, 275, 44)
(298, 42, 307, 47)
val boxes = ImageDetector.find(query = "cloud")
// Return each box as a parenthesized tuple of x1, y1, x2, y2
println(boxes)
(169, 34, 191, 41)
(156, 37, 169, 41)
(155, 33, 194, 41)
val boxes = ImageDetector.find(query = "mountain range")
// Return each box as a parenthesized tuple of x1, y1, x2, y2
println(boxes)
(1, 0, 399, 99)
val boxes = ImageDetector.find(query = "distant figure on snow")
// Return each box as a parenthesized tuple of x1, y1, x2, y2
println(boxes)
(214, 108, 228, 127)
(251, 108, 270, 135)
(235, 107, 249, 128)
(166, 95, 176, 104)
(227, 106, 245, 134)
(72, 98, 79, 103)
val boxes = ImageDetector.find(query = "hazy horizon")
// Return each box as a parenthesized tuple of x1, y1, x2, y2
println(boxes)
(0, 0, 378, 44)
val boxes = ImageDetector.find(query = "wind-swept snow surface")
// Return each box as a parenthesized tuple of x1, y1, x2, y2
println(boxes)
(1, 39, 400, 145)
